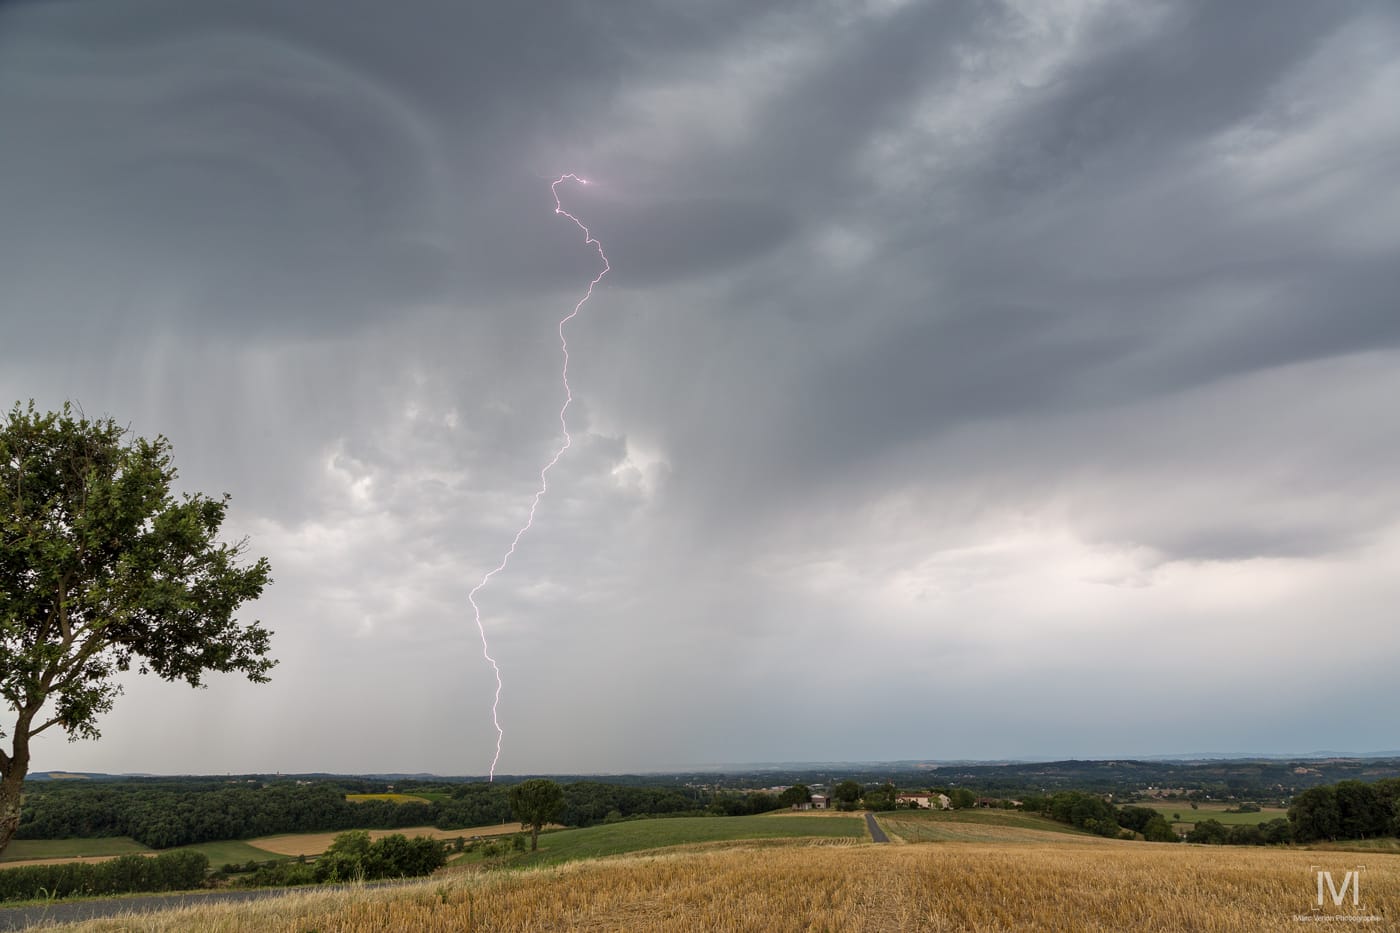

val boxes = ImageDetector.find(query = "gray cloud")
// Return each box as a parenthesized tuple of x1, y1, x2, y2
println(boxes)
(2, 0, 1399, 774)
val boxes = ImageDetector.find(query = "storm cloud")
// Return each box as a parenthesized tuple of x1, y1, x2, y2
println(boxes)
(3, 0, 1398, 774)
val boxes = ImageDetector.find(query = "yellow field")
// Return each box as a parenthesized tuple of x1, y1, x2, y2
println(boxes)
(343, 793, 433, 805)
(248, 823, 529, 857)
(34, 838, 1399, 931)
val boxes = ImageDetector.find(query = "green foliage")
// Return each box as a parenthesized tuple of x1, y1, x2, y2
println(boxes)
(948, 788, 977, 810)
(777, 784, 810, 808)
(1142, 815, 1179, 842)
(510, 779, 565, 851)
(1115, 806, 1158, 835)
(1035, 792, 1121, 836)
(12, 777, 721, 848)
(0, 850, 208, 901)
(1186, 819, 1228, 845)
(832, 781, 862, 811)
(861, 783, 898, 811)
(557, 781, 704, 827)
(1288, 780, 1400, 843)
(0, 402, 274, 854)
(1260, 818, 1294, 844)
(309, 832, 445, 884)
(241, 860, 316, 887)
(1289, 786, 1342, 842)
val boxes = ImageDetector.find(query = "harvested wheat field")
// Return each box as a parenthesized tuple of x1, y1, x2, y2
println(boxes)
(32, 839, 1398, 932)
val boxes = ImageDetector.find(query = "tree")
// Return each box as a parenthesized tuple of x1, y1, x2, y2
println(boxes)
(777, 784, 810, 808)
(1289, 786, 1342, 842)
(509, 779, 564, 851)
(1142, 814, 1178, 842)
(1186, 818, 1228, 845)
(862, 782, 897, 812)
(832, 780, 862, 811)
(0, 403, 274, 855)
(949, 788, 977, 810)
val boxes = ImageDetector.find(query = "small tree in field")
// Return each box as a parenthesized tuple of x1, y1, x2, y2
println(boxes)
(832, 780, 862, 811)
(777, 783, 810, 808)
(0, 402, 274, 855)
(509, 779, 564, 851)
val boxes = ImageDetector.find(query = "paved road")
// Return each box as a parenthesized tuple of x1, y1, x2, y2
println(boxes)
(865, 812, 889, 843)
(0, 879, 416, 931)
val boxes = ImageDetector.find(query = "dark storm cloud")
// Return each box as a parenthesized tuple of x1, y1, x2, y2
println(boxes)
(974, 2, 1343, 199)
(3, 0, 1399, 773)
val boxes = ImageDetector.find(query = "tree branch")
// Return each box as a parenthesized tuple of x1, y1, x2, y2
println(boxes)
(27, 714, 65, 739)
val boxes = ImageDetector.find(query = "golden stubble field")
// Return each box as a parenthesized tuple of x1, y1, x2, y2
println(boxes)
(35, 837, 1398, 932)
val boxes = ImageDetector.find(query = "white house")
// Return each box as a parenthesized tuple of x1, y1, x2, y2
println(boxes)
(895, 793, 951, 810)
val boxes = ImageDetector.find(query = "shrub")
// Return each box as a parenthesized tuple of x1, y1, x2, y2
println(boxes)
(0, 851, 208, 901)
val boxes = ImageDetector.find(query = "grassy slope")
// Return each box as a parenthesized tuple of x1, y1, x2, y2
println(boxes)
(0, 838, 150, 862)
(498, 814, 865, 867)
(875, 808, 1096, 843)
(169, 840, 285, 866)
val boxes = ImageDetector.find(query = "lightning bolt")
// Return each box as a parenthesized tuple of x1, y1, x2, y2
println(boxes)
(467, 174, 610, 781)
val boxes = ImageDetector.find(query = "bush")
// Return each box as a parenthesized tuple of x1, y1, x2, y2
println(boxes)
(312, 832, 447, 883)
(1186, 819, 1228, 845)
(1143, 815, 1179, 843)
(0, 851, 208, 901)
(242, 861, 316, 887)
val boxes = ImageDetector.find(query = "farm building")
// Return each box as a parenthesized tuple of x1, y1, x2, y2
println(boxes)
(896, 793, 951, 810)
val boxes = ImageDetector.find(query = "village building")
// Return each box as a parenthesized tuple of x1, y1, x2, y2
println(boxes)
(895, 793, 951, 810)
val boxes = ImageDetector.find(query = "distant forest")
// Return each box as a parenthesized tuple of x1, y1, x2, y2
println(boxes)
(17, 778, 772, 848)
(20, 758, 1400, 849)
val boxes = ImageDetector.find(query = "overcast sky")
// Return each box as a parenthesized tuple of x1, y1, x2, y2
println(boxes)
(4, 0, 1399, 777)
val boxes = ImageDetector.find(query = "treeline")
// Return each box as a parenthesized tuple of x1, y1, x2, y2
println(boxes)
(18, 783, 435, 848)
(0, 851, 207, 902)
(1288, 779, 1400, 842)
(1028, 779, 1400, 846)
(16, 779, 717, 848)
(1023, 792, 1179, 841)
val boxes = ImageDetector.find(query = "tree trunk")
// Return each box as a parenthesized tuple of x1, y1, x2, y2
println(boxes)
(0, 763, 26, 856)
(531, 822, 539, 851)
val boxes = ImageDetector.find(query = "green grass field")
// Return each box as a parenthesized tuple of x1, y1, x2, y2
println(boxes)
(0, 837, 149, 862)
(1138, 803, 1288, 826)
(170, 839, 285, 866)
(0, 837, 285, 868)
(875, 809, 1094, 842)
(474, 814, 866, 868)
(1314, 838, 1400, 852)
(344, 793, 434, 805)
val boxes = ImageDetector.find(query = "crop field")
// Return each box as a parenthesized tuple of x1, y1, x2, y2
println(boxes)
(34, 837, 1399, 931)
(344, 793, 433, 805)
(1137, 802, 1288, 827)
(875, 809, 1099, 844)
(513, 814, 866, 866)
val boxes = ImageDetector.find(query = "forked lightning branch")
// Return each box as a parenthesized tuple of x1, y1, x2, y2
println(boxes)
(466, 175, 610, 780)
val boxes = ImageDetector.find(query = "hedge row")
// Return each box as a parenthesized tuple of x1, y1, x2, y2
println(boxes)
(0, 851, 208, 901)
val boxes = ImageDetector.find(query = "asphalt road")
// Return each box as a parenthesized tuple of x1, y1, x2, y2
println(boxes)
(865, 812, 889, 843)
